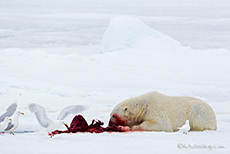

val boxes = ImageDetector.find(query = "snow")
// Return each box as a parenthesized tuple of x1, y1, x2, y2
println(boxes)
(0, 0, 230, 153)
(101, 16, 183, 52)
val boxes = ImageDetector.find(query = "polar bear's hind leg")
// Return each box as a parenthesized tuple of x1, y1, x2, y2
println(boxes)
(188, 102, 217, 131)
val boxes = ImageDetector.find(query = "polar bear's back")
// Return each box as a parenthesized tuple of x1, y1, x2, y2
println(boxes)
(138, 91, 201, 110)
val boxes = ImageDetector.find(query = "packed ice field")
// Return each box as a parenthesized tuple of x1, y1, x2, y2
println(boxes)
(0, 0, 230, 153)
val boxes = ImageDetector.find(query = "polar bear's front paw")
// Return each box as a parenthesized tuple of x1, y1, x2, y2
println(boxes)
(118, 126, 131, 131)
(131, 125, 142, 131)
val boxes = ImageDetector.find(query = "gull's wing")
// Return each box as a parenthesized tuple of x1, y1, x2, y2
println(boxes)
(4, 121, 14, 131)
(0, 103, 17, 123)
(28, 103, 53, 128)
(57, 105, 88, 120)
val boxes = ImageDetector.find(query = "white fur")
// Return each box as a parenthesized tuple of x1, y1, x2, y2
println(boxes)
(110, 91, 217, 132)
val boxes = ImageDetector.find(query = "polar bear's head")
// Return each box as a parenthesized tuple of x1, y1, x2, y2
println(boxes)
(109, 102, 128, 126)
(109, 99, 145, 127)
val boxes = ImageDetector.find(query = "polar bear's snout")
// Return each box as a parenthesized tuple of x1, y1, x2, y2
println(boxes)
(109, 113, 125, 126)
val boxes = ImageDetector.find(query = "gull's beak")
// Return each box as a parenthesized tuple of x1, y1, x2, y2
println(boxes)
(21, 112, 24, 115)
(9, 119, 12, 121)
(62, 121, 68, 127)
(63, 123, 69, 130)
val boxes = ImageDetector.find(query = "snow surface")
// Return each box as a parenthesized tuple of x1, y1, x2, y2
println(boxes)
(0, 0, 230, 154)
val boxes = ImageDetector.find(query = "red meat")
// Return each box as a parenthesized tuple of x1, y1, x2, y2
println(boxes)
(49, 115, 125, 137)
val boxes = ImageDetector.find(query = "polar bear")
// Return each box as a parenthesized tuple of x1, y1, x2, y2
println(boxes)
(109, 91, 217, 132)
